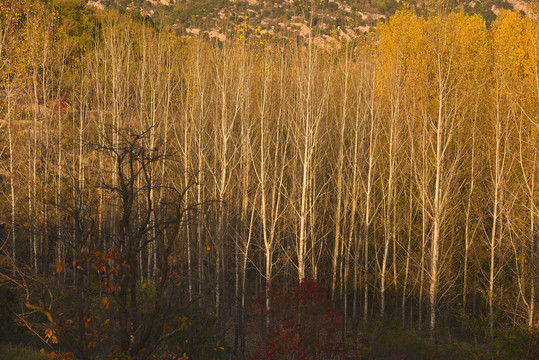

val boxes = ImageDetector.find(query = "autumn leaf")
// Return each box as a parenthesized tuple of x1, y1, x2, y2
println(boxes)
(101, 297, 109, 309)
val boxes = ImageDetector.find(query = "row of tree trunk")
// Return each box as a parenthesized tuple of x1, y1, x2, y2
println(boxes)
(0, 5, 536, 351)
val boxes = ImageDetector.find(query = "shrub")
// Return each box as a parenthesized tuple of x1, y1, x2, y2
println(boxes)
(490, 324, 539, 359)
(248, 279, 345, 360)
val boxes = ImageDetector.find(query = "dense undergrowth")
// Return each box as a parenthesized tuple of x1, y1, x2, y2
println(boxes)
(1, 281, 537, 359)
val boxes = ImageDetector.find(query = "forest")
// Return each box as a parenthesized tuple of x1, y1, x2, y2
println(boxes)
(0, 0, 537, 359)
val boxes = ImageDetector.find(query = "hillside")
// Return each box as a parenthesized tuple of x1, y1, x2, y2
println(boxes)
(85, 0, 535, 41)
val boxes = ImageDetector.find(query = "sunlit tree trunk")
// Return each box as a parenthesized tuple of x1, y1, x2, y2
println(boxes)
(488, 73, 506, 341)
(348, 92, 361, 322)
(402, 181, 413, 324)
(363, 66, 378, 324)
(212, 41, 242, 322)
(462, 118, 476, 312)
(295, 41, 320, 281)
(331, 45, 350, 300)
(380, 59, 401, 315)
(429, 77, 444, 342)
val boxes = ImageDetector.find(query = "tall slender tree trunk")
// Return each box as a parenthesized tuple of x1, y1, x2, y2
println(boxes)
(489, 76, 504, 341)
(463, 127, 476, 312)
(402, 184, 413, 324)
(364, 80, 377, 324)
(349, 105, 360, 323)
(528, 175, 535, 327)
(6, 87, 16, 264)
(196, 45, 205, 297)
(331, 49, 350, 299)
(429, 89, 445, 342)
(418, 144, 427, 332)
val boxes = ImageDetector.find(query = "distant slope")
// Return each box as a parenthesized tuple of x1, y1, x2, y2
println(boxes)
(84, 0, 534, 41)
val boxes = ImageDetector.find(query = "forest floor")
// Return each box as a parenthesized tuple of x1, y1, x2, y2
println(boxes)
(0, 344, 46, 360)
(220, 318, 503, 359)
